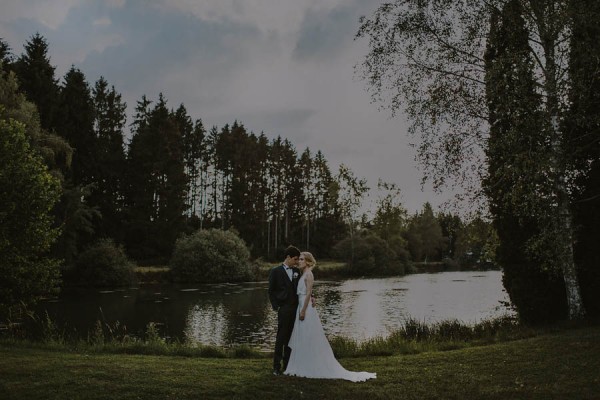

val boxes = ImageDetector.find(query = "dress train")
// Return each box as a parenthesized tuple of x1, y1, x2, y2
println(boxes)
(284, 277, 376, 382)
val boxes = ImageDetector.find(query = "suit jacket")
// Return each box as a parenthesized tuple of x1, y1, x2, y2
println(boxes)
(268, 264, 300, 310)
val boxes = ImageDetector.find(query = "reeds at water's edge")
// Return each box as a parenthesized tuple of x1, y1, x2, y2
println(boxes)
(1, 310, 548, 359)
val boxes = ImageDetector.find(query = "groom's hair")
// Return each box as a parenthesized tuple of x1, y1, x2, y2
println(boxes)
(283, 245, 301, 258)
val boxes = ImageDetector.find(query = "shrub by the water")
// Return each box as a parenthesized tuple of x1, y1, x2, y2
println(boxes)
(169, 229, 252, 283)
(333, 232, 404, 275)
(63, 239, 137, 287)
(0, 120, 61, 317)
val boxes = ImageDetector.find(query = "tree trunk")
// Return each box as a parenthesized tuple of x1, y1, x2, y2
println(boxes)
(558, 193, 585, 318)
(306, 217, 310, 249)
(274, 215, 278, 251)
(540, 5, 586, 318)
(551, 117, 585, 319)
(267, 217, 271, 259)
(199, 165, 205, 230)
(285, 207, 288, 243)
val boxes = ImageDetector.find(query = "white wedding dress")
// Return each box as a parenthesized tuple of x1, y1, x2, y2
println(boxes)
(284, 273, 376, 382)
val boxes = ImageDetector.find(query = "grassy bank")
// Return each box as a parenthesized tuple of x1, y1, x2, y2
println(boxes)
(1, 325, 599, 399)
(134, 266, 170, 283)
(259, 259, 348, 279)
(6, 314, 532, 359)
(134, 260, 349, 284)
(134, 260, 495, 284)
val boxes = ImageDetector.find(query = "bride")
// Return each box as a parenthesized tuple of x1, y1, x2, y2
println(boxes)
(284, 251, 376, 382)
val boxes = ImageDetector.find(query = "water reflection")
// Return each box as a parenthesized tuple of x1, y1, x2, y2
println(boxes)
(37, 271, 513, 350)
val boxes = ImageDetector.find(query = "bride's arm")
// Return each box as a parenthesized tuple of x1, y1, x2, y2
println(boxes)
(299, 270, 314, 321)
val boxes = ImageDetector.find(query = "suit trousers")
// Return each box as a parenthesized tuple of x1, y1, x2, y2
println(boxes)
(273, 303, 297, 371)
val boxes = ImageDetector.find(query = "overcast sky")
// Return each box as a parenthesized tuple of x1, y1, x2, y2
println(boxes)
(0, 0, 454, 214)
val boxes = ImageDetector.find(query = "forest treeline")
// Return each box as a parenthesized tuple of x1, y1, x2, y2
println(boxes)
(0, 33, 493, 315)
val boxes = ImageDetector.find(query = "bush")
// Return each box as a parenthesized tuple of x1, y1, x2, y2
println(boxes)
(333, 232, 404, 276)
(64, 239, 137, 287)
(0, 120, 61, 317)
(169, 229, 252, 283)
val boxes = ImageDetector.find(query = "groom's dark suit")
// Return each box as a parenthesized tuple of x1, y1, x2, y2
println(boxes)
(268, 264, 300, 373)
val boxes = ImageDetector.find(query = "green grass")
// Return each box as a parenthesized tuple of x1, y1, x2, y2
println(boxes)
(1, 325, 599, 399)
(134, 266, 170, 273)
(256, 259, 347, 280)
(135, 260, 348, 283)
(133, 266, 170, 284)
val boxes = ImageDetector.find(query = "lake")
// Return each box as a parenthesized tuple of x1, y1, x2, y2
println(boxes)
(38, 270, 513, 350)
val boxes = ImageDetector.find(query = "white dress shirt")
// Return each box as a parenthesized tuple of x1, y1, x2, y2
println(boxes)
(283, 264, 293, 281)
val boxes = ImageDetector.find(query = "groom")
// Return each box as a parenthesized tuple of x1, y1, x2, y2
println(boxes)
(268, 245, 301, 375)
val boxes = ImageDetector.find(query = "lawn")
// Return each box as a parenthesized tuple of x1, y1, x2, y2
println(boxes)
(1, 326, 599, 399)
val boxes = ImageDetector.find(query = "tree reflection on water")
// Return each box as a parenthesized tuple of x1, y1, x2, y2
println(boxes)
(37, 271, 513, 348)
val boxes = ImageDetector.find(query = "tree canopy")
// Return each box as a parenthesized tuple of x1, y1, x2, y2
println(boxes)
(357, 0, 599, 321)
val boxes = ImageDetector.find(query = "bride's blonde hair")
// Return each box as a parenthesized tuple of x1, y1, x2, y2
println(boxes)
(301, 251, 316, 268)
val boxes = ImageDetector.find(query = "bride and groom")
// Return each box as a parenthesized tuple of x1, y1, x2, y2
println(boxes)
(268, 245, 376, 382)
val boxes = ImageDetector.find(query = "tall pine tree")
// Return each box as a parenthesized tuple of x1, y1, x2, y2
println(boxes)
(14, 33, 59, 132)
(124, 94, 187, 263)
(92, 76, 127, 239)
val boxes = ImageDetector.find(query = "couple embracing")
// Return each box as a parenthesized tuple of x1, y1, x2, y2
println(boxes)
(268, 245, 376, 382)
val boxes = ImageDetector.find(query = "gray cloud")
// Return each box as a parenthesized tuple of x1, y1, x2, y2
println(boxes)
(80, 3, 265, 96)
(293, 3, 359, 62)
(233, 108, 317, 140)
(0, 0, 453, 214)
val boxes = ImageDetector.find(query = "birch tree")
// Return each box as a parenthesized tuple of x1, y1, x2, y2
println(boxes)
(357, 0, 588, 319)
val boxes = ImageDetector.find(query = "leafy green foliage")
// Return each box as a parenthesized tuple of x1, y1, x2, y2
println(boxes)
(452, 216, 498, 267)
(333, 232, 405, 275)
(356, 0, 490, 193)
(405, 203, 445, 263)
(358, 0, 596, 320)
(63, 239, 137, 288)
(53, 183, 101, 266)
(170, 229, 252, 283)
(372, 180, 409, 262)
(0, 66, 71, 179)
(568, 0, 600, 318)
(484, 1, 569, 323)
(0, 119, 61, 315)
